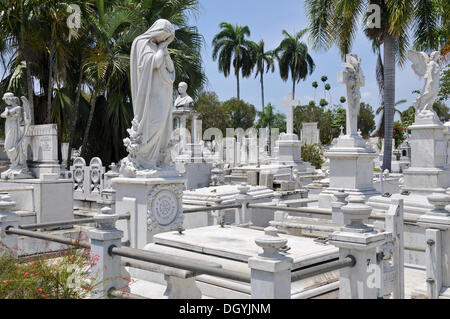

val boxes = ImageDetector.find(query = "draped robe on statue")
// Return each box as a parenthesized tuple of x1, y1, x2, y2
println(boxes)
(129, 20, 175, 169)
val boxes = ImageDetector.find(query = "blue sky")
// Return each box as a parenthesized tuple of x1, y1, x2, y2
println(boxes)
(191, 0, 427, 124)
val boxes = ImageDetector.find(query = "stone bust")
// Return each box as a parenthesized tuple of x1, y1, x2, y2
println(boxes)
(174, 82, 194, 108)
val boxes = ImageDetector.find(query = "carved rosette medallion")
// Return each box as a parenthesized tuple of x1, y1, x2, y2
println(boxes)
(147, 185, 183, 231)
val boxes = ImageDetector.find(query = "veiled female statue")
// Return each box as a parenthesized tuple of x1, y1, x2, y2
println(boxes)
(1, 93, 32, 179)
(121, 19, 176, 176)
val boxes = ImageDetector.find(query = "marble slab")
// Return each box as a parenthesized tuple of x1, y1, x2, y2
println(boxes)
(153, 225, 338, 269)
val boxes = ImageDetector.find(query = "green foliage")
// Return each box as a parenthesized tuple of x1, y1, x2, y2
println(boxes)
(0, 248, 96, 299)
(401, 106, 416, 128)
(312, 81, 318, 88)
(357, 103, 376, 139)
(332, 106, 346, 134)
(433, 101, 450, 122)
(294, 101, 338, 145)
(301, 143, 324, 169)
(256, 103, 286, 132)
(193, 91, 229, 135)
(340, 96, 346, 104)
(321, 75, 328, 82)
(439, 67, 450, 101)
(319, 98, 328, 107)
(393, 121, 406, 149)
(222, 98, 256, 130)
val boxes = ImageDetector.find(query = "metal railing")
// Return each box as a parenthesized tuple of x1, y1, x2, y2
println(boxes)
(109, 246, 251, 283)
(291, 256, 356, 281)
(19, 213, 130, 230)
(183, 204, 243, 214)
(5, 227, 90, 249)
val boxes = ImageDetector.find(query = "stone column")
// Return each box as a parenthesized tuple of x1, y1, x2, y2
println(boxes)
(329, 196, 388, 299)
(248, 227, 293, 299)
(417, 193, 450, 298)
(235, 183, 252, 226)
(0, 194, 19, 256)
(180, 115, 188, 155)
(88, 207, 124, 299)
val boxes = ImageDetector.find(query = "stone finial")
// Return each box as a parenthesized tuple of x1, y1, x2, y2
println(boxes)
(341, 195, 373, 232)
(339, 126, 344, 136)
(237, 183, 250, 194)
(255, 226, 288, 257)
(94, 206, 118, 229)
(333, 189, 349, 204)
(427, 193, 450, 216)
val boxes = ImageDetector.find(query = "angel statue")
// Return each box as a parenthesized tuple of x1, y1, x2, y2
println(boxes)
(408, 50, 443, 121)
(1, 93, 32, 179)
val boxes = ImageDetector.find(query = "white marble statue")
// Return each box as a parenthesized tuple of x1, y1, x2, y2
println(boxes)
(408, 50, 443, 121)
(120, 19, 176, 177)
(339, 54, 365, 137)
(174, 82, 194, 108)
(1, 93, 32, 179)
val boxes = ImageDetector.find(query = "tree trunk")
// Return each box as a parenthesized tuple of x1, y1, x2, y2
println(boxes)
(26, 62, 35, 124)
(46, 40, 56, 124)
(292, 78, 296, 99)
(66, 63, 84, 169)
(260, 72, 265, 111)
(236, 69, 240, 100)
(80, 91, 98, 158)
(382, 34, 396, 172)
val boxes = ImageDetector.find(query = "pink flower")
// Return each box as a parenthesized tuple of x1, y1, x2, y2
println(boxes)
(3, 280, 8, 285)
(24, 272, 29, 277)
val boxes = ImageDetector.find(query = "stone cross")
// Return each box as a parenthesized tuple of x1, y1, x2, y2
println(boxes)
(281, 93, 299, 136)
(338, 54, 365, 137)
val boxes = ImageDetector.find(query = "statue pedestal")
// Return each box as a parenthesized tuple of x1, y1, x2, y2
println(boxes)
(402, 117, 450, 195)
(113, 170, 185, 250)
(275, 133, 313, 172)
(319, 135, 379, 208)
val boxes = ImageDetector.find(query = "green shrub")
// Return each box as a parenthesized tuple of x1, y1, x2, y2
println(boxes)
(301, 143, 325, 169)
(0, 248, 97, 299)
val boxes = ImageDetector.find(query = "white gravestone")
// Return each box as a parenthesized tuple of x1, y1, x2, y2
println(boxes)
(24, 124, 60, 178)
(301, 122, 320, 145)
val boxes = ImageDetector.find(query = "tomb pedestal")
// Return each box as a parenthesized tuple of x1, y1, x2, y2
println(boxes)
(276, 133, 314, 173)
(319, 135, 379, 208)
(113, 169, 185, 249)
(402, 117, 450, 195)
(0, 175, 74, 225)
(24, 124, 60, 178)
(329, 196, 389, 299)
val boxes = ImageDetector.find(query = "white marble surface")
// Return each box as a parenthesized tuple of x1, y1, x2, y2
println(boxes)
(153, 225, 338, 268)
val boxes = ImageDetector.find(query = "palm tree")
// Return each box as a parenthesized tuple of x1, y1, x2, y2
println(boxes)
(375, 99, 407, 138)
(212, 23, 255, 100)
(80, 5, 143, 158)
(312, 81, 318, 102)
(275, 29, 315, 99)
(252, 40, 275, 111)
(305, 0, 444, 171)
(325, 83, 331, 105)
